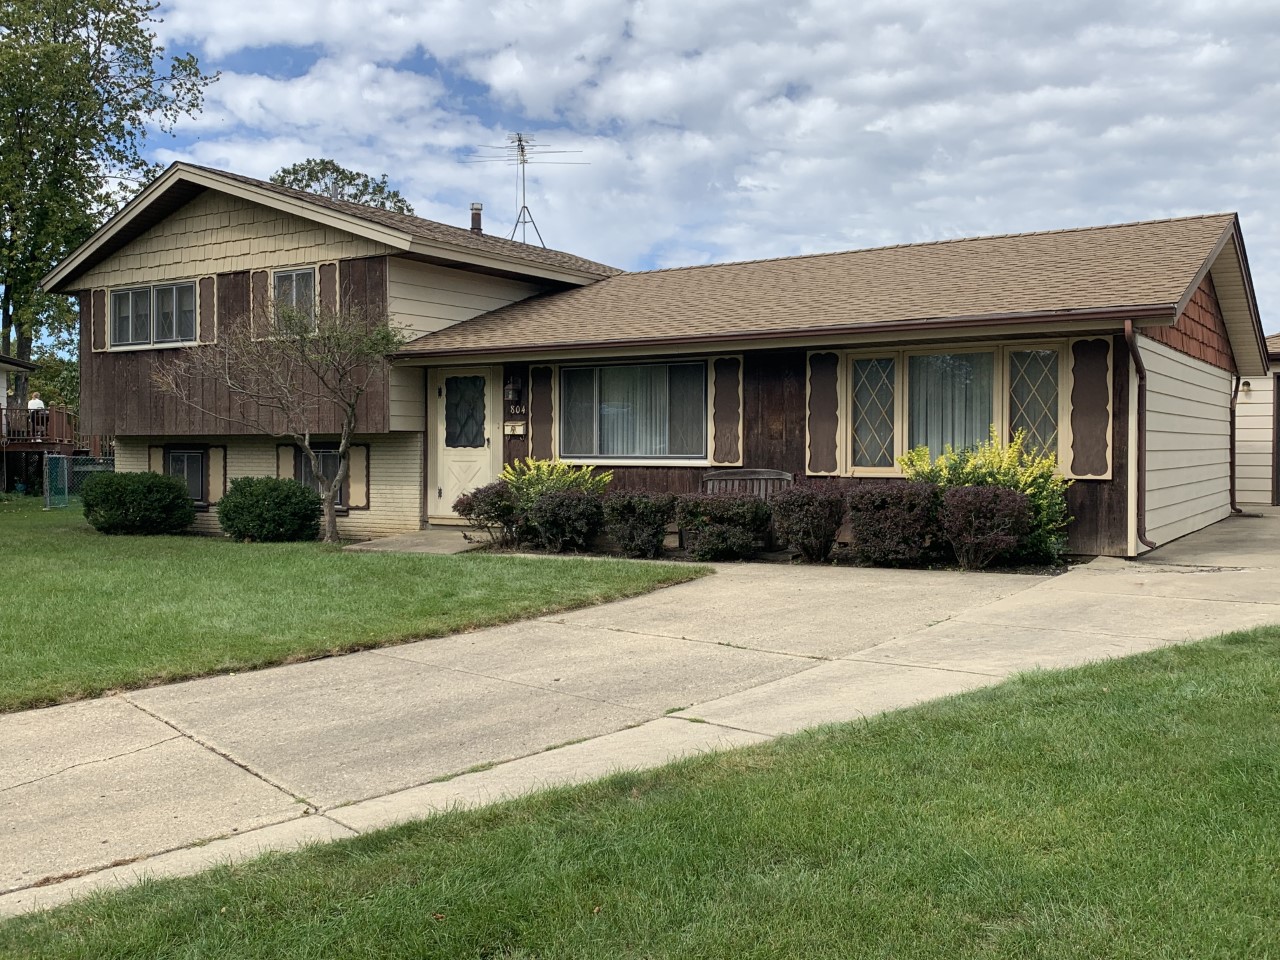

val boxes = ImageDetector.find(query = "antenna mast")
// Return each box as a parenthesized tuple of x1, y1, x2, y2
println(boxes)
(460, 132, 587, 246)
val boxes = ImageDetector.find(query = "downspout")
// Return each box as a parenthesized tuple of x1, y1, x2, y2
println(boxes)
(1229, 374, 1243, 514)
(1124, 320, 1158, 550)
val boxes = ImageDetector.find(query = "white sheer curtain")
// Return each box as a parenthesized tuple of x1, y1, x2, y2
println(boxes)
(908, 353, 994, 457)
(560, 368, 597, 456)
(560, 363, 706, 458)
(601, 365, 667, 456)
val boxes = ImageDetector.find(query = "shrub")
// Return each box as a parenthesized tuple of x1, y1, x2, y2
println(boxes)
(603, 492, 676, 559)
(81, 471, 196, 536)
(526, 489, 605, 552)
(844, 481, 941, 566)
(676, 492, 772, 561)
(770, 484, 846, 562)
(453, 481, 522, 547)
(500, 458, 612, 512)
(899, 429, 1070, 564)
(940, 485, 1032, 570)
(217, 476, 321, 543)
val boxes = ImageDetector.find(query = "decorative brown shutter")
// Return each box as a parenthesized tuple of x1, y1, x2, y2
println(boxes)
(1067, 338, 1113, 479)
(710, 356, 743, 466)
(318, 263, 338, 314)
(277, 444, 296, 480)
(208, 446, 227, 503)
(347, 444, 370, 509)
(806, 352, 841, 475)
(148, 446, 164, 474)
(529, 365, 554, 460)
(198, 277, 216, 342)
(91, 290, 107, 351)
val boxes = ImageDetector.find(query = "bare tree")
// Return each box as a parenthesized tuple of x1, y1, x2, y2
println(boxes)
(154, 294, 404, 542)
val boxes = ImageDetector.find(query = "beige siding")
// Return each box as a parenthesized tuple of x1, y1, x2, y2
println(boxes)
(79, 191, 392, 290)
(388, 366, 426, 431)
(1141, 336, 1232, 548)
(113, 433, 423, 540)
(1235, 372, 1274, 506)
(387, 257, 542, 338)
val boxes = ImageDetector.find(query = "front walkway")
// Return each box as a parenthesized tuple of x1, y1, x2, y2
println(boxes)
(5, 514, 1280, 916)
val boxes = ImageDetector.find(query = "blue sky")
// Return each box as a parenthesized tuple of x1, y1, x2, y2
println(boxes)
(152, 0, 1280, 329)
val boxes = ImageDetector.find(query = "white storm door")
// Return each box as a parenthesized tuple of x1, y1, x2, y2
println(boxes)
(433, 367, 501, 518)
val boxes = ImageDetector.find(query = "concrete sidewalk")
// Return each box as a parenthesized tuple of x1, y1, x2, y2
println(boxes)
(5, 514, 1280, 916)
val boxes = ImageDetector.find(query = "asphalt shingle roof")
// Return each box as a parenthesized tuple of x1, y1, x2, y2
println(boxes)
(398, 213, 1236, 356)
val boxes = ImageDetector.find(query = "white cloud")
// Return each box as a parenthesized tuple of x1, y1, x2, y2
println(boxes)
(153, 0, 1280, 327)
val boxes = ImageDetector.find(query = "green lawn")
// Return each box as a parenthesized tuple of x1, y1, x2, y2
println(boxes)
(0, 497, 707, 713)
(5, 626, 1278, 959)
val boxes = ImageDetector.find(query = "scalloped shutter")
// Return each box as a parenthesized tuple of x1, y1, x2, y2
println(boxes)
(528, 365, 555, 460)
(208, 446, 227, 503)
(1066, 337, 1113, 479)
(276, 444, 296, 480)
(709, 356, 743, 466)
(806, 352, 841, 475)
(348, 444, 370, 509)
(91, 290, 107, 351)
(148, 446, 163, 474)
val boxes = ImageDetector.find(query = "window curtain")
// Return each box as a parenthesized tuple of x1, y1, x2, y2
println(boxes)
(908, 353, 994, 458)
(600, 365, 667, 456)
(560, 363, 706, 458)
(560, 367, 597, 456)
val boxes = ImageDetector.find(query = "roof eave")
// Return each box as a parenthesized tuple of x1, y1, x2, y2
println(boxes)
(0, 354, 38, 372)
(403, 240, 615, 286)
(393, 302, 1176, 362)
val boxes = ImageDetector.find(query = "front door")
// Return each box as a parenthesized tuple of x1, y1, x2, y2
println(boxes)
(430, 367, 502, 520)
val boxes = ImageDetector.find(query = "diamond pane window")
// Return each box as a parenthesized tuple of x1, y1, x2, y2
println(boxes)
(852, 357, 896, 467)
(445, 375, 486, 448)
(1009, 349, 1059, 453)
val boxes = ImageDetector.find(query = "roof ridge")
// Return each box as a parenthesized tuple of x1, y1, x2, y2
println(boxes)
(624, 212, 1239, 277)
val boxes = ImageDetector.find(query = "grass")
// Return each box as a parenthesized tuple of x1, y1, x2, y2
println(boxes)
(0, 497, 708, 713)
(4, 627, 1279, 958)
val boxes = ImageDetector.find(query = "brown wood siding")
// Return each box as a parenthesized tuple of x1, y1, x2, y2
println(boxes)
(198, 277, 215, 342)
(1065, 334, 1130, 556)
(502, 362, 530, 465)
(743, 349, 807, 476)
(75, 257, 391, 438)
(1148, 275, 1236, 373)
(529, 365, 554, 460)
(712, 356, 742, 464)
(806, 352, 840, 474)
(1069, 338, 1111, 476)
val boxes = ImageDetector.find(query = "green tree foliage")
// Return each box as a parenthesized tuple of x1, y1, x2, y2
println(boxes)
(271, 159, 416, 215)
(0, 0, 214, 391)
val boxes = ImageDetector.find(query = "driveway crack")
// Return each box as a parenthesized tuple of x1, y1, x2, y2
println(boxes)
(120, 695, 316, 812)
(1, 735, 183, 793)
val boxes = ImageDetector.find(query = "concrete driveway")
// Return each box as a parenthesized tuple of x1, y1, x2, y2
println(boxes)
(6, 512, 1280, 915)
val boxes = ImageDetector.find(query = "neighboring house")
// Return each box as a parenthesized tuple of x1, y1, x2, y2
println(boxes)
(1234, 333, 1280, 507)
(43, 163, 1269, 555)
(1, 354, 81, 492)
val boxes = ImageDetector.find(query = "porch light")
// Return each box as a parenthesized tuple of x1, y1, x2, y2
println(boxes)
(504, 375, 523, 404)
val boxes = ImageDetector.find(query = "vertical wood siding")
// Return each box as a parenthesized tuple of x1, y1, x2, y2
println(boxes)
(1234, 372, 1275, 505)
(1141, 335, 1232, 545)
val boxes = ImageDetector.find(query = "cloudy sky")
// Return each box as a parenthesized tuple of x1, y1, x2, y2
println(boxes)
(152, 0, 1280, 328)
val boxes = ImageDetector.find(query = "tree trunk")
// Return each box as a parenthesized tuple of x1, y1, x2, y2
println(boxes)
(322, 494, 339, 544)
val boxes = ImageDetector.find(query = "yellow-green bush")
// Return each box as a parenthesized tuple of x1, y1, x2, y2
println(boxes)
(899, 429, 1071, 563)
(500, 458, 612, 510)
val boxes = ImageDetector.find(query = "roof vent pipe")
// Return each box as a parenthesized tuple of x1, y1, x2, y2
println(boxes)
(470, 202, 483, 234)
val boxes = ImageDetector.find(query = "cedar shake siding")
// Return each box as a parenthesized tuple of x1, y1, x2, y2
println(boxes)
(79, 256, 391, 438)
(1147, 275, 1236, 373)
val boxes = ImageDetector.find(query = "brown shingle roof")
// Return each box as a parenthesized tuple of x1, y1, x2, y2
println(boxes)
(186, 164, 622, 280)
(399, 213, 1237, 357)
(1266, 333, 1280, 357)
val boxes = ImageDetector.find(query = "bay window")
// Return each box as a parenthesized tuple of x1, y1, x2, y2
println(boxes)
(561, 362, 707, 459)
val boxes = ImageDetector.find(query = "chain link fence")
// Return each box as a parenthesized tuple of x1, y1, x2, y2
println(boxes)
(42, 453, 115, 508)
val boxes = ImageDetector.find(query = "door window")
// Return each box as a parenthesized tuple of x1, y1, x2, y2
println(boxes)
(445, 375, 486, 448)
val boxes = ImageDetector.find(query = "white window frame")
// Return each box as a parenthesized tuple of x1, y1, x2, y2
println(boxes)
(556, 359, 711, 466)
(107, 281, 199, 350)
(840, 340, 1071, 477)
(272, 267, 317, 330)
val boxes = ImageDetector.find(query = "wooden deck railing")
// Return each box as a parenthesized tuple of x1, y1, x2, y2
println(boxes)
(1, 404, 77, 446)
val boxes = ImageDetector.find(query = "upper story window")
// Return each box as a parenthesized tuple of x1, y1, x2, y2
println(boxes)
(110, 282, 196, 347)
(273, 268, 316, 329)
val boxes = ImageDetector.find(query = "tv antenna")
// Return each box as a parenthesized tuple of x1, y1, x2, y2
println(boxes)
(461, 132, 586, 245)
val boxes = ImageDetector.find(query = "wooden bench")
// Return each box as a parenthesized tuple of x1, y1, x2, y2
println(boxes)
(701, 468, 794, 502)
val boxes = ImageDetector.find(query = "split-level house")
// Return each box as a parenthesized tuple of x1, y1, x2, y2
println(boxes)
(43, 163, 1269, 555)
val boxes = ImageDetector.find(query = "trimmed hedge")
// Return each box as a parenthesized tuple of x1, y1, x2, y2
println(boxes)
(603, 492, 676, 559)
(940, 485, 1032, 570)
(217, 476, 321, 543)
(527, 489, 604, 552)
(844, 481, 941, 567)
(676, 492, 772, 561)
(81, 472, 196, 536)
(770, 485, 845, 562)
